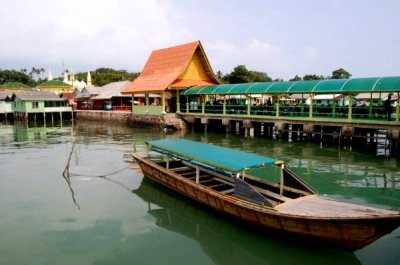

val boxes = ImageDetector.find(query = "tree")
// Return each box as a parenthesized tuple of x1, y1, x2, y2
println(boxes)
(225, 65, 250, 83)
(75, 68, 140, 86)
(331, 68, 351, 79)
(216, 70, 223, 80)
(223, 65, 272, 84)
(303, 74, 325, 81)
(0, 69, 33, 85)
(249, 71, 273, 82)
(29, 67, 45, 81)
(289, 75, 302, 81)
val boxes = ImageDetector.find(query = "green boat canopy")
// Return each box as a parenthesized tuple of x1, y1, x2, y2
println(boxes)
(146, 139, 279, 173)
(181, 76, 400, 96)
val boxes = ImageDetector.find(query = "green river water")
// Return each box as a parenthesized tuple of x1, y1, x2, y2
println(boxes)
(0, 121, 399, 265)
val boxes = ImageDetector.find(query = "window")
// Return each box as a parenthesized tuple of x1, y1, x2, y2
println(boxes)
(32, 102, 39, 109)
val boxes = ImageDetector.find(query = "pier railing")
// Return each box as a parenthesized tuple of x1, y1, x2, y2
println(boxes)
(185, 102, 398, 122)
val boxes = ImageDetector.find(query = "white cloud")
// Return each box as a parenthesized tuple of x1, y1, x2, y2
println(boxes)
(1, 0, 399, 80)
(0, 0, 194, 75)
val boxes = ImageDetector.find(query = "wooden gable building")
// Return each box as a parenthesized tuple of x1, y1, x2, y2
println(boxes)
(122, 41, 220, 115)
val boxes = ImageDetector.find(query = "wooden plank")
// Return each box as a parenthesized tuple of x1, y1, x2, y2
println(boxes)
(213, 176, 290, 202)
(170, 166, 191, 172)
(181, 171, 196, 176)
(181, 160, 291, 202)
(188, 174, 209, 180)
(221, 188, 235, 194)
(276, 195, 399, 217)
(245, 174, 311, 196)
(199, 178, 215, 185)
(209, 183, 226, 189)
(252, 186, 292, 202)
(212, 177, 234, 187)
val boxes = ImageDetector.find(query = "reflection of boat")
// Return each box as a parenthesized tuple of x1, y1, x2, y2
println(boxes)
(133, 178, 360, 265)
(132, 139, 400, 250)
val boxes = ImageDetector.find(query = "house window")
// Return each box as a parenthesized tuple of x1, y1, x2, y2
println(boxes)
(32, 102, 39, 109)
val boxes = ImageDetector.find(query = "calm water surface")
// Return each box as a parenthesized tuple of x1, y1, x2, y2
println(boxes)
(1, 121, 399, 265)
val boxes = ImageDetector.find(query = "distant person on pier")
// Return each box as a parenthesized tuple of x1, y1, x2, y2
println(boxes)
(384, 94, 394, 121)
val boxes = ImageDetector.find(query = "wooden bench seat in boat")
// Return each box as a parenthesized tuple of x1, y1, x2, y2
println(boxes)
(170, 166, 191, 172)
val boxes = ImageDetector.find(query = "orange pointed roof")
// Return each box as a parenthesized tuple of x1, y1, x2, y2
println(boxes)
(122, 41, 220, 94)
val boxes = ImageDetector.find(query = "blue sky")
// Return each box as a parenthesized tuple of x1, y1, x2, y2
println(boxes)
(1, 0, 399, 80)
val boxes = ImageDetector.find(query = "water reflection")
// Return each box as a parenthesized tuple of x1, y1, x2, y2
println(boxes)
(62, 142, 81, 209)
(132, 178, 360, 265)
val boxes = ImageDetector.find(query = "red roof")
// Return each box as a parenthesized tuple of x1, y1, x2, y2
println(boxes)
(122, 41, 219, 93)
(60, 92, 74, 100)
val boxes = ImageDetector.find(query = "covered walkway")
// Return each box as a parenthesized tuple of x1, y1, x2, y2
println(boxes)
(181, 77, 400, 123)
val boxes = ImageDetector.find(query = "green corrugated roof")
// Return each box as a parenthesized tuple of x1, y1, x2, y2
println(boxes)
(181, 76, 400, 96)
(374, 77, 400, 91)
(37, 80, 72, 87)
(1, 82, 31, 90)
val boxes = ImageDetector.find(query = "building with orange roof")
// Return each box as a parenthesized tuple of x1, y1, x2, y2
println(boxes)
(122, 40, 220, 115)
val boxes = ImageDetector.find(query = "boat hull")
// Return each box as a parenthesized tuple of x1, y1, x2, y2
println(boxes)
(133, 154, 400, 250)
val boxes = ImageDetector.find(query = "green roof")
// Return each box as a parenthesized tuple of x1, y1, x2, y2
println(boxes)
(37, 80, 72, 87)
(181, 76, 400, 96)
(1, 82, 31, 90)
(147, 139, 278, 173)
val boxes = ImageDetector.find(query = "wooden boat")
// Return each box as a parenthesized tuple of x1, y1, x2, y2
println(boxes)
(132, 139, 400, 250)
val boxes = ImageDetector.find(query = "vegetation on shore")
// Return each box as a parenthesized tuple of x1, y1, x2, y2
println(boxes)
(1, 66, 351, 87)
(0, 68, 140, 87)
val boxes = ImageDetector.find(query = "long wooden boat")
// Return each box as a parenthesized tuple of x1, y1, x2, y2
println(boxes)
(132, 139, 400, 250)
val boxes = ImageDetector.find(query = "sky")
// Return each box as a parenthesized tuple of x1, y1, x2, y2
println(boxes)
(1, 0, 399, 80)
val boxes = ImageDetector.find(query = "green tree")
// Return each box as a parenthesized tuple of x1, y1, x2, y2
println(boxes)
(303, 74, 325, 81)
(289, 75, 302, 81)
(226, 65, 250, 83)
(29, 67, 45, 81)
(216, 70, 223, 80)
(223, 65, 272, 84)
(0, 69, 33, 86)
(331, 68, 352, 79)
(249, 71, 273, 82)
(75, 68, 140, 86)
